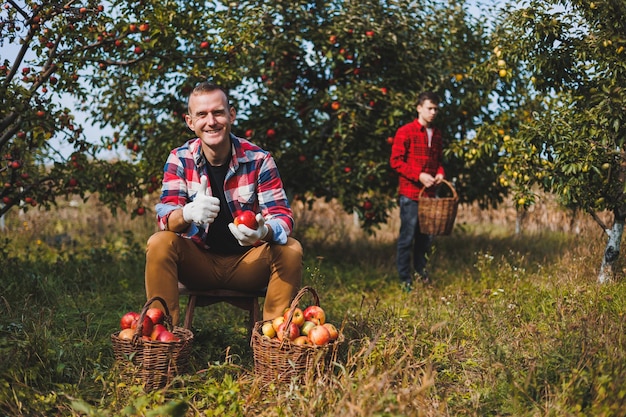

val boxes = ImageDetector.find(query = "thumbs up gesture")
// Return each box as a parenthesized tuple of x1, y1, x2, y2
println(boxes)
(182, 176, 220, 225)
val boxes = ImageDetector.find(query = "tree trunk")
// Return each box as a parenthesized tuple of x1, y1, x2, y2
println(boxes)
(598, 210, 625, 283)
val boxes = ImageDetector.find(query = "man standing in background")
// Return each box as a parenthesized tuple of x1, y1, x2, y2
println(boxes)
(390, 91, 445, 291)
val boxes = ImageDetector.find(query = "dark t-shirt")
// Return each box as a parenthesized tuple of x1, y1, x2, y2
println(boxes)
(204, 163, 249, 255)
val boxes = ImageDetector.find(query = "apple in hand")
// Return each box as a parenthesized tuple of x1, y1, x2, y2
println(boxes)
(303, 305, 326, 325)
(234, 210, 258, 229)
(145, 307, 165, 325)
(308, 325, 331, 346)
(283, 307, 305, 327)
(120, 311, 139, 329)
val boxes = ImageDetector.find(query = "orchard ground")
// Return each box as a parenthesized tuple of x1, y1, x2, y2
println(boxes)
(0, 193, 625, 416)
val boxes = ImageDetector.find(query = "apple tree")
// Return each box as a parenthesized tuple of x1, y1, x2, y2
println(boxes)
(2, 0, 502, 233)
(470, 0, 626, 282)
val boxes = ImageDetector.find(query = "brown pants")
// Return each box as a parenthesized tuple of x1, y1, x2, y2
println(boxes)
(145, 231, 303, 325)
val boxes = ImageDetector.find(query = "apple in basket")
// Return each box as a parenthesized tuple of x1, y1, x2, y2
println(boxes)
(276, 322, 300, 341)
(303, 305, 326, 325)
(157, 330, 180, 342)
(293, 335, 311, 346)
(300, 321, 316, 336)
(323, 323, 339, 341)
(308, 324, 331, 346)
(272, 316, 285, 332)
(145, 307, 165, 325)
(151, 323, 168, 341)
(283, 307, 305, 327)
(261, 321, 276, 338)
(120, 311, 139, 330)
(118, 328, 135, 340)
(131, 315, 154, 337)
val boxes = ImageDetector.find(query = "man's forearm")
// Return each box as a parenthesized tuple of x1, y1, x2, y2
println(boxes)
(167, 208, 191, 233)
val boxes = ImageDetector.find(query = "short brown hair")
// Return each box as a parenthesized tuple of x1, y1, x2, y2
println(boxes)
(417, 91, 440, 106)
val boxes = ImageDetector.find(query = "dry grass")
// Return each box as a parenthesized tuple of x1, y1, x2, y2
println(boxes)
(1, 191, 625, 416)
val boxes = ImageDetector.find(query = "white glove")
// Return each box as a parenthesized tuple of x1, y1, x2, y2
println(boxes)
(228, 213, 269, 246)
(182, 176, 220, 225)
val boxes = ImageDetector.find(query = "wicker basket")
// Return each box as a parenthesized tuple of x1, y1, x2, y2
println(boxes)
(418, 179, 459, 236)
(111, 296, 194, 391)
(251, 286, 343, 385)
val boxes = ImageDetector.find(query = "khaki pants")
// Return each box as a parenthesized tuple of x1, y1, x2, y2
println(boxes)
(145, 231, 303, 325)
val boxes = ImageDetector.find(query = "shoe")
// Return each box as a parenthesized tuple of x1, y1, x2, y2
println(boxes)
(414, 270, 430, 284)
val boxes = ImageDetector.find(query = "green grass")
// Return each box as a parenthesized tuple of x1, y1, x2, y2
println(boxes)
(1, 203, 625, 416)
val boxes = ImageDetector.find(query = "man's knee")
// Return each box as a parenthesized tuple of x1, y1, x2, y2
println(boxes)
(278, 237, 303, 264)
(147, 230, 177, 249)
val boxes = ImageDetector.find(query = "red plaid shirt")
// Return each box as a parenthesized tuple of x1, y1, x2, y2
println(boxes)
(155, 135, 294, 249)
(390, 119, 445, 200)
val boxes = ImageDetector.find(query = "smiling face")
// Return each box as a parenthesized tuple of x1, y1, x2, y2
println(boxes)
(185, 87, 236, 165)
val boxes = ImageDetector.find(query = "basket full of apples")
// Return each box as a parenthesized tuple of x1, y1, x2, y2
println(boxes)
(251, 286, 344, 385)
(110, 296, 194, 391)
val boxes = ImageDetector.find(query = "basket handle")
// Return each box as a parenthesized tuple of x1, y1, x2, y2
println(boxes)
(418, 179, 457, 199)
(136, 296, 174, 336)
(283, 286, 320, 328)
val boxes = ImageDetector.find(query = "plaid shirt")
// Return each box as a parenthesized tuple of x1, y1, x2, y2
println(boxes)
(389, 119, 445, 201)
(155, 134, 294, 249)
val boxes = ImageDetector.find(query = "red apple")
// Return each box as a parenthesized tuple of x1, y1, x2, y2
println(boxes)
(129, 23, 137, 32)
(245, 129, 253, 138)
(136, 207, 145, 216)
(150, 323, 167, 341)
(303, 305, 326, 325)
(331, 101, 340, 111)
(234, 210, 258, 229)
(277, 322, 300, 341)
(10, 160, 21, 169)
(200, 41, 209, 49)
(120, 311, 139, 329)
(283, 307, 305, 327)
(131, 315, 153, 337)
(363, 200, 373, 210)
(145, 307, 164, 324)
(308, 325, 331, 346)
(139, 23, 149, 32)
(266, 128, 276, 139)
(157, 330, 179, 342)
(323, 323, 339, 341)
